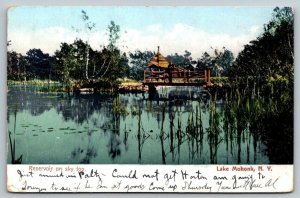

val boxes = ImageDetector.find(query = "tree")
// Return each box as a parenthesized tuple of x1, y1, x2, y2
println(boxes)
(7, 51, 18, 80)
(197, 52, 214, 70)
(107, 21, 120, 50)
(196, 48, 234, 77)
(7, 51, 27, 81)
(9, 18, 129, 85)
(129, 50, 155, 81)
(166, 50, 193, 69)
(54, 39, 96, 82)
(7, 41, 28, 81)
(53, 20, 129, 84)
(72, 10, 96, 80)
(26, 48, 54, 80)
(96, 21, 128, 81)
(81, 10, 95, 80)
(54, 42, 76, 83)
(213, 48, 234, 76)
(230, 7, 294, 81)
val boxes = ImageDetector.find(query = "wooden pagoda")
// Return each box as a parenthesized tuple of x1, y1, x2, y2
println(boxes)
(143, 47, 211, 87)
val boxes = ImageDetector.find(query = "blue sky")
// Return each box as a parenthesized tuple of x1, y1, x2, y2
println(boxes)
(7, 6, 275, 58)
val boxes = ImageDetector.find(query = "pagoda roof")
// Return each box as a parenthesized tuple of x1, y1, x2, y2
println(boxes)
(147, 47, 170, 68)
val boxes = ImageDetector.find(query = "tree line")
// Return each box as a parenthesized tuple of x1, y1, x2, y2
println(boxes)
(7, 46, 235, 83)
(7, 20, 130, 85)
(7, 40, 235, 83)
(229, 7, 293, 82)
(7, 7, 293, 85)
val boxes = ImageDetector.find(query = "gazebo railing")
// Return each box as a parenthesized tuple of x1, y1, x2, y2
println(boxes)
(143, 68, 211, 86)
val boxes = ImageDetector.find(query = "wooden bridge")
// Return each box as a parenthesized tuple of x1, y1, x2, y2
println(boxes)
(143, 47, 211, 89)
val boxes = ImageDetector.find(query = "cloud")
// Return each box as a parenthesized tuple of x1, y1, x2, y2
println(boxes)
(146, 24, 162, 33)
(8, 23, 258, 58)
(249, 25, 260, 34)
(120, 23, 258, 58)
(8, 26, 109, 55)
(8, 27, 77, 55)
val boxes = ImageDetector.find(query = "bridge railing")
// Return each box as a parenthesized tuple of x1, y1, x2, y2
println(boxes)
(143, 68, 211, 86)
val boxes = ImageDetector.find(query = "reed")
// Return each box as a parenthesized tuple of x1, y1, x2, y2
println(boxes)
(160, 104, 166, 164)
(113, 96, 129, 117)
(169, 112, 175, 160)
(9, 108, 23, 164)
(137, 106, 142, 162)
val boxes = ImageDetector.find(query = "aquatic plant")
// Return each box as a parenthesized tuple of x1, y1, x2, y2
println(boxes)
(113, 96, 129, 117)
(8, 109, 23, 164)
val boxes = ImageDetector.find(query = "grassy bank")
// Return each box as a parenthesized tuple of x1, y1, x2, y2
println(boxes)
(7, 79, 60, 86)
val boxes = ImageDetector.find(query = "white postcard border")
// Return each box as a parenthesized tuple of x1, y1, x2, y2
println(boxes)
(7, 164, 293, 193)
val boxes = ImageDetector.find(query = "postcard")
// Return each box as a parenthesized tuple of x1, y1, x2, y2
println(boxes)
(6, 6, 294, 192)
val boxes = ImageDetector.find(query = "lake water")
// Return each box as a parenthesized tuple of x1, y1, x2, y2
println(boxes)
(7, 85, 269, 164)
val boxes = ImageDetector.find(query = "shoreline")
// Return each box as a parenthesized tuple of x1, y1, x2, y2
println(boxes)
(118, 82, 148, 93)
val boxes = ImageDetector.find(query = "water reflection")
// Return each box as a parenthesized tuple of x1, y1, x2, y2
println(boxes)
(7, 85, 281, 164)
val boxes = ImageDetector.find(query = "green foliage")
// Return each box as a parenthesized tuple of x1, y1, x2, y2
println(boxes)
(230, 7, 294, 84)
(98, 21, 129, 81)
(197, 48, 234, 76)
(197, 52, 213, 69)
(113, 96, 129, 117)
(166, 50, 193, 70)
(7, 48, 55, 81)
(217, 75, 293, 163)
(26, 49, 55, 80)
(81, 10, 96, 32)
(7, 51, 26, 80)
(213, 48, 234, 76)
(228, 8, 294, 155)
(54, 41, 85, 83)
(79, 10, 96, 80)
(108, 21, 120, 50)
(54, 38, 129, 84)
(129, 50, 155, 81)
(7, 17, 129, 88)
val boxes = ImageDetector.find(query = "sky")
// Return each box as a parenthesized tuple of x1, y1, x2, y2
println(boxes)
(7, 6, 275, 58)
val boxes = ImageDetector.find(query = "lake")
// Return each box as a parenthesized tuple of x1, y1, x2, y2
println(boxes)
(7, 85, 269, 164)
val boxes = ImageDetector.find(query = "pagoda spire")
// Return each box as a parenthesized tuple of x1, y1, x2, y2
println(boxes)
(147, 46, 169, 68)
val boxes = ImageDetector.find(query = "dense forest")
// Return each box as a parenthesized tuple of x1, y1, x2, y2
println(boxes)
(7, 7, 293, 87)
